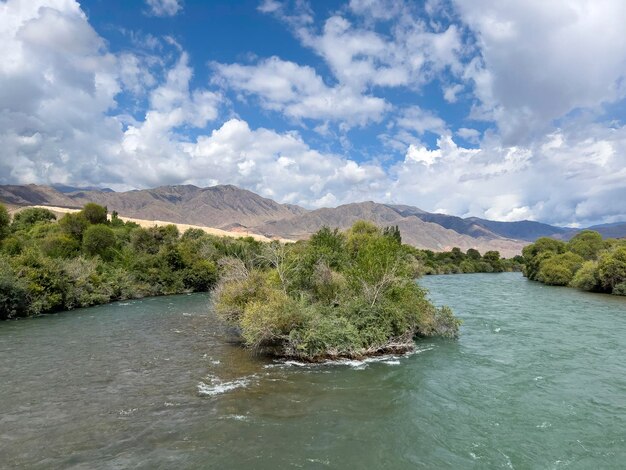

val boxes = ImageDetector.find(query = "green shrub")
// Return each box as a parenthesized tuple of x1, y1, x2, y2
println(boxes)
(0, 204, 10, 240)
(11, 208, 56, 231)
(81, 203, 108, 225)
(0, 258, 29, 319)
(82, 225, 116, 260)
(597, 247, 626, 292)
(214, 222, 460, 360)
(537, 252, 584, 286)
(41, 233, 81, 258)
(59, 212, 89, 240)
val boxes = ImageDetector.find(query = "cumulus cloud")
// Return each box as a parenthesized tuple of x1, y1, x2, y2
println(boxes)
(296, 12, 464, 92)
(145, 0, 182, 17)
(0, 0, 123, 185)
(455, 0, 626, 142)
(390, 128, 626, 226)
(213, 56, 388, 127)
(396, 107, 448, 135)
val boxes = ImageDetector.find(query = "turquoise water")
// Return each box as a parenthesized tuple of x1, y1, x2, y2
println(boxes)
(1, 273, 624, 468)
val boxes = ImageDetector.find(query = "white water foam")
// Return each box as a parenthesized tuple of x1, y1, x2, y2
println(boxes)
(265, 351, 426, 370)
(197, 374, 253, 396)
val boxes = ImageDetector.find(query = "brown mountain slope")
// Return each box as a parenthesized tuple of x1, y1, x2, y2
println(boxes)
(0, 184, 528, 255)
(0, 184, 305, 229)
(252, 201, 527, 257)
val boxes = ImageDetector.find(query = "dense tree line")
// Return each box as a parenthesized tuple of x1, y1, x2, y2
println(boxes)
(409, 246, 523, 275)
(214, 222, 461, 360)
(522, 231, 626, 295)
(0, 203, 265, 319)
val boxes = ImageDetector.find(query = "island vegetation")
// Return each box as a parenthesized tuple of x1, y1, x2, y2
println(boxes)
(522, 230, 626, 295)
(214, 221, 461, 360)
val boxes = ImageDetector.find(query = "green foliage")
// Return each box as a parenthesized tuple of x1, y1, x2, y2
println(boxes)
(41, 233, 81, 259)
(81, 203, 108, 225)
(523, 231, 626, 295)
(82, 225, 116, 259)
(59, 212, 89, 240)
(567, 230, 604, 260)
(403, 245, 521, 275)
(571, 261, 600, 291)
(0, 257, 28, 319)
(214, 221, 461, 360)
(537, 252, 584, 286)
(2, 236, 24, 255)
(11, 207, 56, 231)
(0, 204, 10, 240)
(597, 247, 626, 292)
(1, 203, 262, 319)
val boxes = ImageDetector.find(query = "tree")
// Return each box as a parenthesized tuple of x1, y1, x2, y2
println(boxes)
(483, 250, 503, 272)
(466, 248, 481, 260)
(383, 225, 402, 244)
(597, 247, 626, 293)
(567, 230, 604, 260)
(0, 204, 10, 240)
(0, 257, 28, 319)
(537, 252, 584, 286)
(82, 224, 116, 259)
(11, 207, 56, 231)
(81, 203, 108, 225)
(571, 260, 600, 291)
(59, 212, 89, 240)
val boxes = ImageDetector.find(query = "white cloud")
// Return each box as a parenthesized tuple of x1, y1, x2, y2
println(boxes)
(443, 83, 463, 103)
(213, 56, 388, 126)
(456, 127, 480, 144)
(145, 0, 182, 17)
(396, 107, 448, 135)
(301, 15, 464, 92)
(455, 0, 626, 142)
(391, 127, 626, 225)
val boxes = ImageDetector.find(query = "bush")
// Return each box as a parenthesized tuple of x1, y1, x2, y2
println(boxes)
(82, 225, 116, 259)
(537, 252, 584, 286)
(81, 203, 108, 225)
(612, 282, 626, 296)
(567, 230, 604, 260)
(0, 204, 10, 240)
(597, 247, 626, 292)
(571, 261, 600, 291)
(11, 208, 56, 231)
(214, 222, 460, 360)
(41, 233, 81, 258)
(0, 258, 29, 319)
(59, 212, 89, 240)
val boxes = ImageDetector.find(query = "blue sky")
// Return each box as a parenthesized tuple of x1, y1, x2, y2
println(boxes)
(1, 0, 625, 226)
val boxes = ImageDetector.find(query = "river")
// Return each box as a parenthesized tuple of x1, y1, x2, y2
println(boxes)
(1, 273, 624, 468)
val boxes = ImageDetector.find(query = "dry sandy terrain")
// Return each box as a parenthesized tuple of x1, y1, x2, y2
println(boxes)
(15, 205, 294, 243)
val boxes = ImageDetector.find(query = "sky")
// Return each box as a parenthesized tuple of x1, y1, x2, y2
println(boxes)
(1, 0, 625, 226)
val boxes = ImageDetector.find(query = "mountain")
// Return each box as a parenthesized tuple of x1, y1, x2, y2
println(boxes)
(251, 201, 528, 257)
(52, 184, 115, 193)
(2, 183, 624, 255)
(582, 222, 626, 240)
(0, 184, 305, 229)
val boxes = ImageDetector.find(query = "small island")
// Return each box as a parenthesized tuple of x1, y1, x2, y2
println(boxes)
(214, 221, 461, 361)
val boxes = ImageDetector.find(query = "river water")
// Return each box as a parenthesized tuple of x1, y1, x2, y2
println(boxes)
(1, 273, 624, 469)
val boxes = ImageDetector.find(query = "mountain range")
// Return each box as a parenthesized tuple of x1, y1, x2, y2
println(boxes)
(1, 184, 624, 257)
